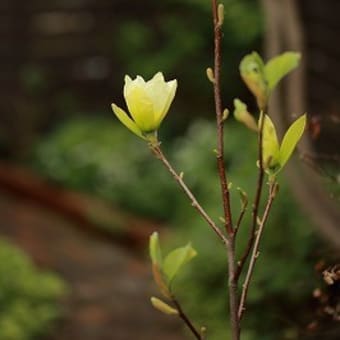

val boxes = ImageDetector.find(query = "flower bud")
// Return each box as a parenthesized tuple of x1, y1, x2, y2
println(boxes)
(206, 67, 215, 83)
(218, 4, 225, 26)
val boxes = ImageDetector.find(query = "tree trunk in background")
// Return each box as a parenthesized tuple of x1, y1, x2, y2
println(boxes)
(261, 0, 340, 248)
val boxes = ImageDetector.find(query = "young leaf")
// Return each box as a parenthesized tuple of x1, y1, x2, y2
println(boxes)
(279, 114, 306, 168)
(264, 52, 301, 91)
(149, 232, 162, 265)
(239, 52, 268, 110)
(260, 114, 280, 170)
(163, 243, 197, 282)
(150, 297, 178, 315)
(233, 98, 258, 132)
(236, 187, 248, 210)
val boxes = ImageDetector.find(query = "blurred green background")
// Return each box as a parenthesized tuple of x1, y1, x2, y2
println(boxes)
(0, 0, 339, 339)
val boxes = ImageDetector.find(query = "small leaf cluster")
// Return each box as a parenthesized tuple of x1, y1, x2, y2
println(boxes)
(234, 51, 306, 176)
(149, 232, 197, 315)
(239, 51, 301, 110)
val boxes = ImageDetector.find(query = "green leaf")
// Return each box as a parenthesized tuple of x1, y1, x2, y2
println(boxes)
(239, 52, 268, 110)
(149, 232, 162, 265)
(279, 114, 306, 168)
(260, 114, 280, 170)
(150, 297, 178, 315)
(163, 243, 197, 282)
(264, 52, 301, 91)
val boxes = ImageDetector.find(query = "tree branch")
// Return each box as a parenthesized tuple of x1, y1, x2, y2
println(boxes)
(238, 181, 277, 320)
(211, 0, 233, 235)
(234, 201, 248, 236)
(235, 112, 265, 280)
(150, 144, 228, 245)
(211, 1, 240, 339)
(171, 296, 203, 340)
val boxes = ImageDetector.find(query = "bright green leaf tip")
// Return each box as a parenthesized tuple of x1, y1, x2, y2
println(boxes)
(279, 113, 307, 168)
(265, 51, 301, 91)
(163, 243, 197, 282)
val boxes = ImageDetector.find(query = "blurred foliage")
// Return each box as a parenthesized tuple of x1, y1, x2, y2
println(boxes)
(2, 0, 263, 160)
(113, 0, 263, 128)
(0, 239, 67, 340)
(31, 117, 180, 220)
(31, 117, 330, 339)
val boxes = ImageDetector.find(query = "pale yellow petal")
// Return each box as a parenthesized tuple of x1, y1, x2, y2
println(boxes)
(124, 86, 156, 132)
(157, 79, 177, 123)
(145, 72, 169, 118)
(149, 72, 165, 83)
(111, 103, 145, 139)
(123, 75, 134, 99)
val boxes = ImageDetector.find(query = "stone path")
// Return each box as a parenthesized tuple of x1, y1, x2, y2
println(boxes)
(0, 191, 186, 340)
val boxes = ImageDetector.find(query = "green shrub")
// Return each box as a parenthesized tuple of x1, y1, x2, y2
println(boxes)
(31, 117, 180, 220)
(0, 239, 67, 340)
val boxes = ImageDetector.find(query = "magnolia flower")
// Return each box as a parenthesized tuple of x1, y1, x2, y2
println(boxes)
(111, 72, 177, 140)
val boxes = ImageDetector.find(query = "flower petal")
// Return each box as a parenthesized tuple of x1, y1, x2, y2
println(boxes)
(159, 79, 177, 122)
(145, 74, 177, 125)
(111, 103, 145, 139)
(145, 72, 168, 115)
(124, 85, 156, 132)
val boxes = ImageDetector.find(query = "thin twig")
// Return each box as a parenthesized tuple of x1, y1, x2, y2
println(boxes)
(150, 144, 228, 245)
(234, 204, 248, 235)
(238, 182, 277, 320)
(172, 296, 202, 340)
(211, 0, 233, 235)
(235, 112, 266, 280)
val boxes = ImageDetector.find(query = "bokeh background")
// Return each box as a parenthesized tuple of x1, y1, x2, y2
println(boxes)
(0, 0, 339, 339)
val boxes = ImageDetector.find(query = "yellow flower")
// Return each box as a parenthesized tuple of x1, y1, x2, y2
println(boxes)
(111, 72, 177, 140)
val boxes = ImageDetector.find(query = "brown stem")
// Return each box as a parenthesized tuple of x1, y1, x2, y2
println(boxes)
(234, 189, 249, 236)
(211, 1, 240, 339)
(172, 296, 202, 340)
(234, 204, 247, 236)
(211, 0, 233, 235)
(235, 112, 266, 280)
(226, 237, 241, 339)
(238, 182, 277, 320)
(150, 144, 228, 245)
